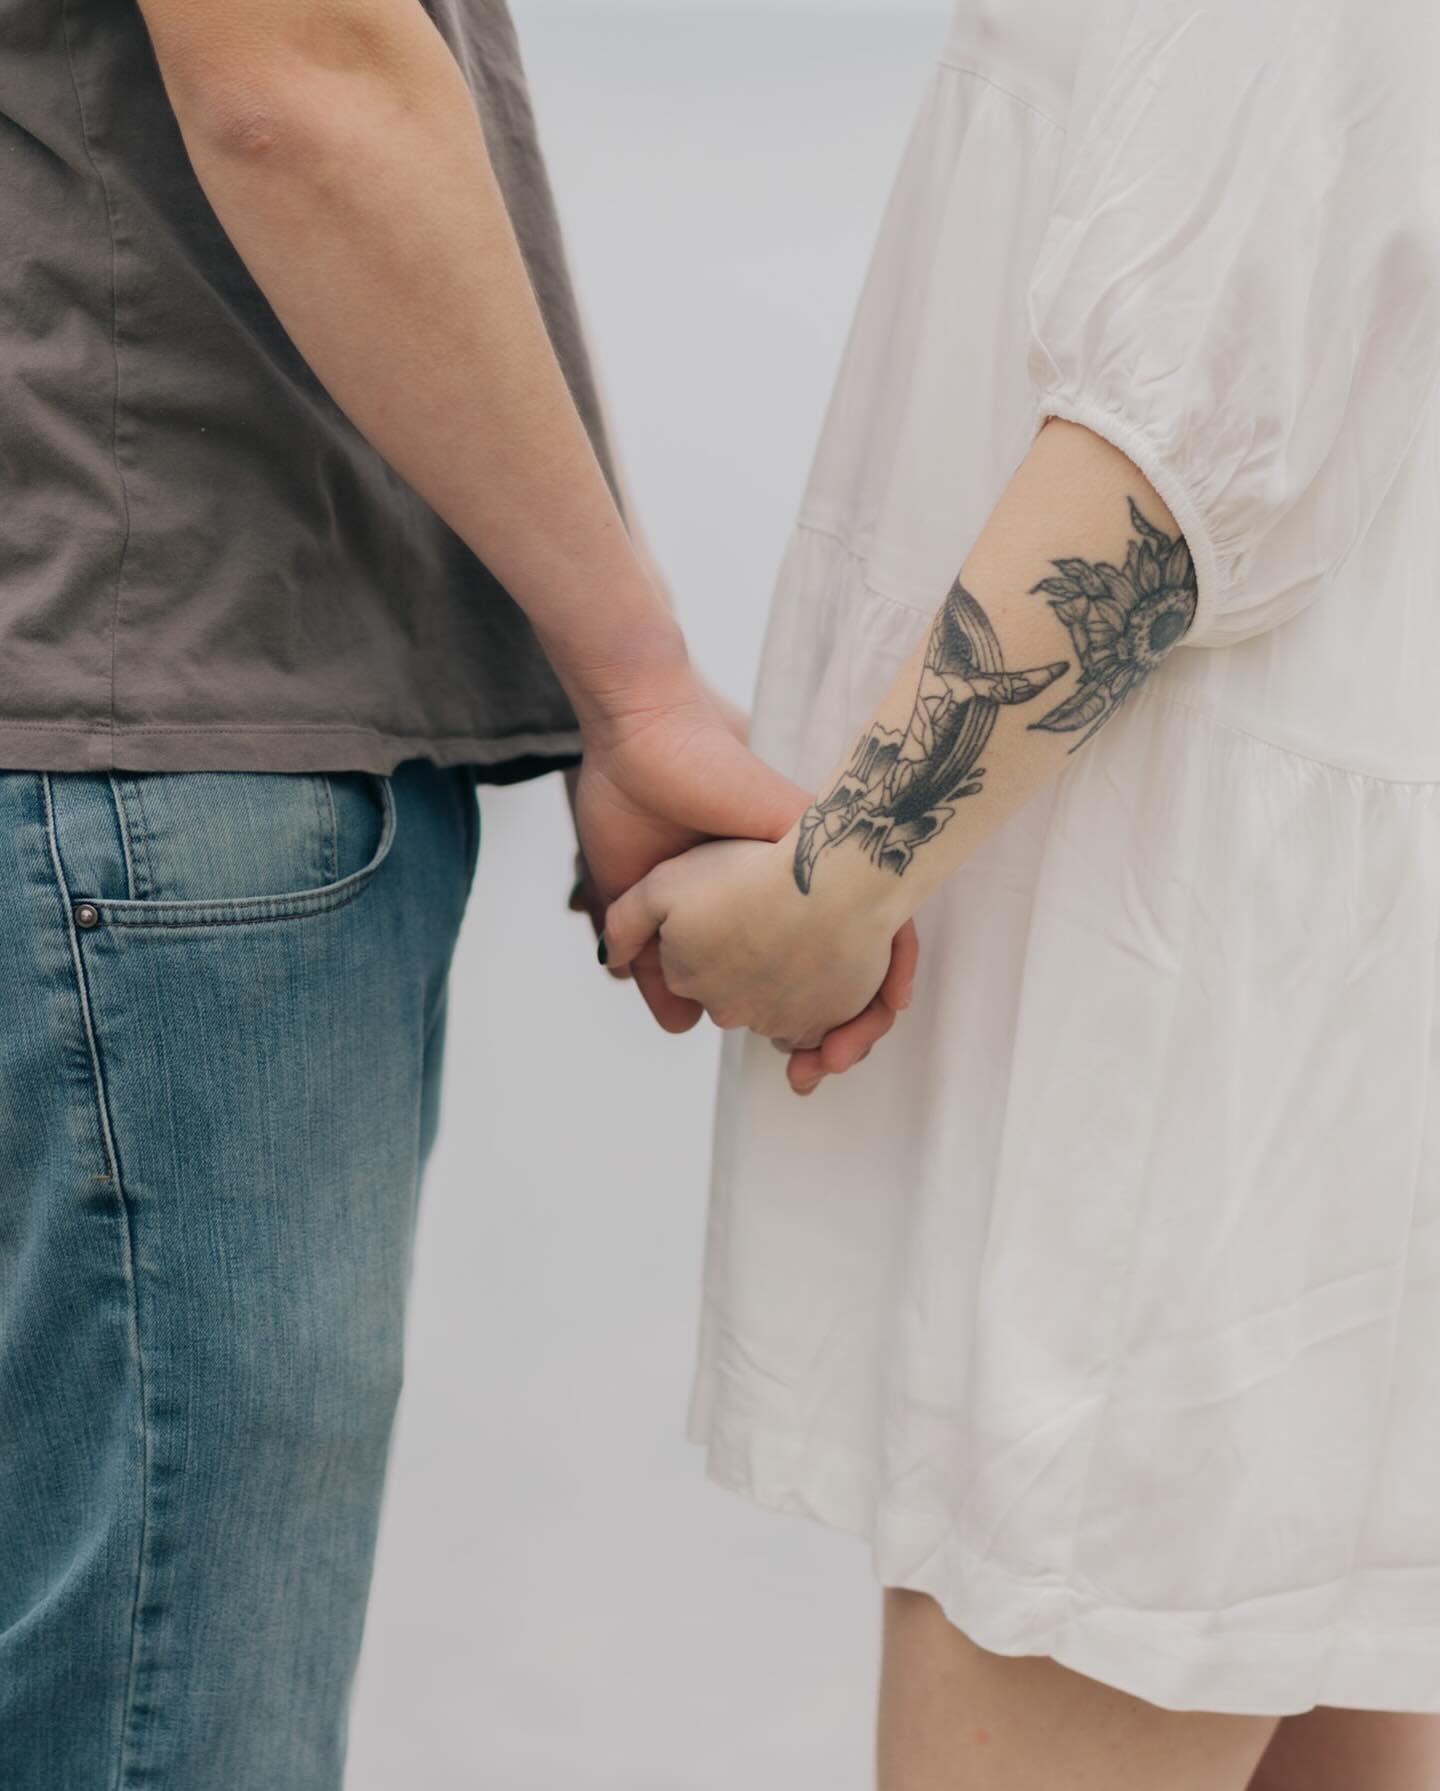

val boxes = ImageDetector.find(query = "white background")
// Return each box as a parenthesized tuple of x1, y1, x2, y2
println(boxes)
(349, 4, 950, 1784)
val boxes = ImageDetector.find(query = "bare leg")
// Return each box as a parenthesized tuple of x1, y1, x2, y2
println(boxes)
(1248, 1709, 1440, 1790)
(879, 1590, 1280, 1791)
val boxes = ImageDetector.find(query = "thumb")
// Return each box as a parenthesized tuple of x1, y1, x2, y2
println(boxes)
(688, 733, 810, 846)
(603, 869, 671, 974)
(880, 920, 919, 1012)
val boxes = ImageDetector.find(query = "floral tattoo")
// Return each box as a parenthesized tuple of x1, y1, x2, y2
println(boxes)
(1028, 498, 1197, 749)
(792, 499, 1196, 895)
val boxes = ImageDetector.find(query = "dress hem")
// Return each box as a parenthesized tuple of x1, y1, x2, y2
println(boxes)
(690, 1419, 1440, 1718)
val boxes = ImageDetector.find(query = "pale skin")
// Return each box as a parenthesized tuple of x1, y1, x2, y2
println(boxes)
(608, 419, 1440, 1781)
(879, 1591, 1278, 1791)
(134, 0, 913, 1064)
(125, 5, 1436, 1774)
(882, 1590, 1440, 1791)
(606, 419, 1168, 1089)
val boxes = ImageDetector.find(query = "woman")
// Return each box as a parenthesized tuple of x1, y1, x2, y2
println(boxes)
(606, 0, 1440, 1783)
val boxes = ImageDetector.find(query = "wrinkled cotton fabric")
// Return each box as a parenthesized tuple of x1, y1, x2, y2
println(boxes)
(692, 0, 1440, 1715)
(0, 0, 597, 778)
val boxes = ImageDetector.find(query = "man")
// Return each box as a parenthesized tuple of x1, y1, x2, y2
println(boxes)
(0, 1, 909, 1782)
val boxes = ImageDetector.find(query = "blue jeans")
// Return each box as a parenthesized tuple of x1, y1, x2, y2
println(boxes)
(0, 760, 478, 1788)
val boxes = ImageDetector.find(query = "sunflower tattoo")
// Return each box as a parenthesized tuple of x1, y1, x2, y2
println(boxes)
(791, 498, 1197, 896)
(1028, 498, 1197, 749)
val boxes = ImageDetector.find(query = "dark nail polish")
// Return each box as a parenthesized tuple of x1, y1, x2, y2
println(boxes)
(597, 936, 608, 967)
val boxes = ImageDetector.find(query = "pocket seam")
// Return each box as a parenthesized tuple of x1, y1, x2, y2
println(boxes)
(114, 776, 156, 900)
(88, 775, 396, 932)
(107, 880, 372, 930)
(316, 775, 339, 887)
(107, 775, 139, 899)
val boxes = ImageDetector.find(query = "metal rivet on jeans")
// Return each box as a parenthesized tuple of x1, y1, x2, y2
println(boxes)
(74, 902, 101, 930)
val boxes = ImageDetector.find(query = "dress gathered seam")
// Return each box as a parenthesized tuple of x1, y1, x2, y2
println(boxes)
(1145, 688, 1440, 790)
(792, 519, 1440, 788)
(935, 55, 1066, 132)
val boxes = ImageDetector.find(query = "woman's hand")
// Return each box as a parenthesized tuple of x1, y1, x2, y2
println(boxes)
(602, 835, 918, 1077)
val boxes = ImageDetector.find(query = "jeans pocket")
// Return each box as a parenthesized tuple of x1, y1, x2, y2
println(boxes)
(50, 771, 396, 931)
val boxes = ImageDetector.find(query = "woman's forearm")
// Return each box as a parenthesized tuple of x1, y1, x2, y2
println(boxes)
(138, 0, 683, 725)
(601, 420, 1199, 1057)
(789, 420, 1198, 931)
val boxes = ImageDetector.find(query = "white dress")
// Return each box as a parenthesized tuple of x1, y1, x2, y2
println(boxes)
(690, 0, 1440, 1716)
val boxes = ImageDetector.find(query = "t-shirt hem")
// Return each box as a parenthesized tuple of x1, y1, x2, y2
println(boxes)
(0, 720, 584, 781)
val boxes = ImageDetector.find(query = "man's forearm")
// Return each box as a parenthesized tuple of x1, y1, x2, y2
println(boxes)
(790, 420, 1199, 928)
(139, 0, 682, 723)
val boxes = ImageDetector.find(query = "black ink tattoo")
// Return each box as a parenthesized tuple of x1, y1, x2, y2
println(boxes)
(792, 499, 1197, 895)
(792, 581, 1067, 893)
(1028, 498, 1197, 750)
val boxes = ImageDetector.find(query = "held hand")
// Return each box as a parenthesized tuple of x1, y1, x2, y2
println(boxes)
(565, 675, 756, 1001)
(602, 836, 918, 1074)
(565, 759, 680, 1007)
(779, 909, 918, 1094)
(573, 669, 808, 1031)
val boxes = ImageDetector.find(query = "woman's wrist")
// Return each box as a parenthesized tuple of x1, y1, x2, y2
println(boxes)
(766, 822, 916, 945)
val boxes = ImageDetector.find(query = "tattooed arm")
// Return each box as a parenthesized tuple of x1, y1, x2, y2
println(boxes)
(604, 420, 1198, 1089)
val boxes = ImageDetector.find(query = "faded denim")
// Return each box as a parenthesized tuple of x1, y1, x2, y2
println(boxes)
(0, 760, 478, 1788)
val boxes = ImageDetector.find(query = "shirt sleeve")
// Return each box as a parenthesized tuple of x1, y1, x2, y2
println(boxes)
(1026, 0, 1440, 648)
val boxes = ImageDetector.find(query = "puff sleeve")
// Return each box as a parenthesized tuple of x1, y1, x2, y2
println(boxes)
(1026, 0, 1440, 647)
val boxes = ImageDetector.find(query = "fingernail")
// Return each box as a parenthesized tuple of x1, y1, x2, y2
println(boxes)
(597, 936, 609, 967)
(795, 1075, 823, 1097)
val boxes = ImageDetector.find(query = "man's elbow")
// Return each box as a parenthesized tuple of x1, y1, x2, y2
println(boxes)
(140, 3, 403, 166)
(186, 83, 296, 161)
(143, 29, 307, 163)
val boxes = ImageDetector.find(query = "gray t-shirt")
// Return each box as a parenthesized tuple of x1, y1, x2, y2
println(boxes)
(0, 0, 606, 779)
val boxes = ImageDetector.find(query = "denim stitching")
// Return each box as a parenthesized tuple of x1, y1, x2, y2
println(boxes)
(107, 775, 138, 901)
(105, 877, 375, 930)
(317, 776, 339, 886)
(456, 770, 480, 889)
(93, 776, 397, 931)
(42, 774, 152, 1791)
(116, 773, 349, 906)
(121, 778, 156, 901)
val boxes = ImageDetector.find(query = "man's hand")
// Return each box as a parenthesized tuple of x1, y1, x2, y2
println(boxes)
(572, 667, 807, 1031)
(571, 660, 917, 1077)
(563, 670, 750, 984)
